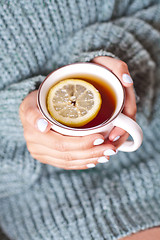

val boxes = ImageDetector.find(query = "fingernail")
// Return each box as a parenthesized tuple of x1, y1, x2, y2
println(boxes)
(37, 118, 48, 132)
(113, 136, 120, 142)
(93, 138, 104, 146)
(87, 163, 96, 168)
(98, 156, 109, 163)
(103, 149, 118, 156)
(122, 74, 133, 84)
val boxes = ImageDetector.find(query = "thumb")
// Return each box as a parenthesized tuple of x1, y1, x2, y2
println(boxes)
(20, 90, 51, 133)
(92, 56, 133, 88)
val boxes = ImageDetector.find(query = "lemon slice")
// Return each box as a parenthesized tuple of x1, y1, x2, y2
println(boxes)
(47, 79, 102, 127)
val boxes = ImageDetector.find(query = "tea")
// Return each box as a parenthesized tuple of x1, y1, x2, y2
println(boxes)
(76, 75, 117, 128)
(47, 74, 117, 129)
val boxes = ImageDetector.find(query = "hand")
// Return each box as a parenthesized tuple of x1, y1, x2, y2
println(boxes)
(19, 90, 118, 170)
(92, 56, 137, 148)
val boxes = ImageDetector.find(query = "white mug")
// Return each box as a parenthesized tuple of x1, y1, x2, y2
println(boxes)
(37, 63, 143, 152)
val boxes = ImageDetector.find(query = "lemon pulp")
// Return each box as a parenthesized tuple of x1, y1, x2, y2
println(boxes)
(47, 79, 102, 127)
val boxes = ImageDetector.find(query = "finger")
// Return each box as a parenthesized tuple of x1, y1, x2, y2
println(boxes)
(92, 56, 137, 116)
(92, 57, 136, 116)
(31, 153, 107, 170)
(27, 141, 116, 161)
(92, 56, 133, 87)
(108, 127, 128, 142)
(27, 128, 105, 151)
(108, 86, 137, 141)
(111, 132, 130, 149)
(92, 57, 137, 142)
(123, 86, 137, 119)
(21, 91, 105, 149)
(19, 90, 51, 133)
(109, 78, 136, 142)
(109, 86, 136, 141)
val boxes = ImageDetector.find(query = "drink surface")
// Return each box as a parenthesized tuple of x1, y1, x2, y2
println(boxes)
(46, 75, 116, 129)
(79, 75, 116, 128)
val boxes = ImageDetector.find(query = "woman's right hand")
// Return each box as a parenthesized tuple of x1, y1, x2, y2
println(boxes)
(19, 90, 118, 170)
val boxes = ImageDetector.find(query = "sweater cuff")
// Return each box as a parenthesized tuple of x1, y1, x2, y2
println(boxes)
(70, 50, 118, 63)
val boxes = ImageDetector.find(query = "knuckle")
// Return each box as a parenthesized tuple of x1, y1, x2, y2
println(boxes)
(55, 141, 68, 152)
(64, 152, 73, 161)
(90, 149, 97, 159)
(80, 135, 92, 149)
(117, 61, 128, 71)
(79, 142, 87, 150)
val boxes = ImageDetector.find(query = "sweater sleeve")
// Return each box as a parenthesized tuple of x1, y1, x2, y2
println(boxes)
(0, 76, 45, 198)
(0, 50, 118, 198)
(0, 25, 119, 198)
(0, 75, 44, 140)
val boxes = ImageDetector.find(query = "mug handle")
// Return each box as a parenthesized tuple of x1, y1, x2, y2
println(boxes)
(112, 113, 143, 152)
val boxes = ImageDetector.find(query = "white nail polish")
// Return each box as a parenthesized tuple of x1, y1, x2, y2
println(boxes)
(113, 136, 120, 142)
(103, 149, 118, 156)
(87, 163, 96, 168)
(98, 156, 109, 163)
(93, 138, 104, 146)
(122, 74, 133, 84)
(37, 118, 48, 132)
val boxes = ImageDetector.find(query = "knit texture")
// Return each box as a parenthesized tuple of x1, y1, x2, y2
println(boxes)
(0, 0, 160, 239)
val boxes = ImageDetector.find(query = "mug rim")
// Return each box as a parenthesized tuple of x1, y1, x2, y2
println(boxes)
(37, 62, 125, 132)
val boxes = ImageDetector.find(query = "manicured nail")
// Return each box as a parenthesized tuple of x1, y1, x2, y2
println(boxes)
(93, 138, 104, 146)
(87, 163, 96, 168)
(103, 149, 118, 156)
(37, 118, 48, 132)
(122, 74, 133, 84)
(113, 136, 120, 142)
(98, 156, 109, 163)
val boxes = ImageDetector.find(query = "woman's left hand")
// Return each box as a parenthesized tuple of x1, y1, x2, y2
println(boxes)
(92, 56, 137, 148)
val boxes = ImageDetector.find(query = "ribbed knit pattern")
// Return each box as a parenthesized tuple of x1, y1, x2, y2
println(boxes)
(0, 0, 160, 239)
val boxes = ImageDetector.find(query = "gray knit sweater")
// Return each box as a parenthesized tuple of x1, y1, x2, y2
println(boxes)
(0, 0, 160, 239)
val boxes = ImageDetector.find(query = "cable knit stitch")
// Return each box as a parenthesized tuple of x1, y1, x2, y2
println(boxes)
(0, 0, 160, 239)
